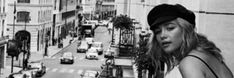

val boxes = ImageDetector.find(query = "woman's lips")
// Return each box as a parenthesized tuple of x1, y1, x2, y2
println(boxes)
(162, 42, 171, 48)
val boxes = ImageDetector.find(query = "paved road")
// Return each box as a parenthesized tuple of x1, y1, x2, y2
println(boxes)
(40, 26, 112, 78)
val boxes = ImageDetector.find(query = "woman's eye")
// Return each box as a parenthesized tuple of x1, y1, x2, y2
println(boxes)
(166, 27, 175, 31)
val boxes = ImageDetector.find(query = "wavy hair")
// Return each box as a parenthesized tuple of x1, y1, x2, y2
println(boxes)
(147, 18, 223, 75)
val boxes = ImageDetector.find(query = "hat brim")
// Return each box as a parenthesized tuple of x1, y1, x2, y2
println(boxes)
(150, 16, 177, 30)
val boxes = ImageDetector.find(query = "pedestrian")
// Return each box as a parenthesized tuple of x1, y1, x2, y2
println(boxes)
(147, 4, 233, 78)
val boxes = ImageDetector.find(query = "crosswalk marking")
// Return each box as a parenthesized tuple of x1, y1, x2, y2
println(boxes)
(46, 68, 100, 75)
(59, 68, 67, 73)
(51, 57, 56, 59)
(79, 57, 85, 60)
(51, 68, 58, 72)
(49, 56, 106, 61)
(77, 70, 83, 74)
(68, 69, 75, 73)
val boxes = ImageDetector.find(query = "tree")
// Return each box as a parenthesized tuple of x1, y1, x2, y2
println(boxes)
(111, 15, 134, 56)
(134, 34, 154, 78)
(111, 15, 133, 30)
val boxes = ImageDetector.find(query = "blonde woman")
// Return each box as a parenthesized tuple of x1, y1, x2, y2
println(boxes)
(147, 4, 233, 78)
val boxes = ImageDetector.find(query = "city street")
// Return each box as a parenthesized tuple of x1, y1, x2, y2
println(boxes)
(39, 26, 112, 78)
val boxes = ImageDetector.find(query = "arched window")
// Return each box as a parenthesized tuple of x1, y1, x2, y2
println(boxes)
(18, 0, 30, 3)
(17, 11, 30, 23)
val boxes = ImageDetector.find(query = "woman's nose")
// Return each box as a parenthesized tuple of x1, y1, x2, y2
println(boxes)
(160, 30, 167, 40)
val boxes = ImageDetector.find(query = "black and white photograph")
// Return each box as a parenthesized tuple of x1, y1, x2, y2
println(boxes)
(0, 0, 234, 78)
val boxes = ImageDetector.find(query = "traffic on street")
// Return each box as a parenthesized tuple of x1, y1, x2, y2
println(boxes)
(39, 26, 111, 78)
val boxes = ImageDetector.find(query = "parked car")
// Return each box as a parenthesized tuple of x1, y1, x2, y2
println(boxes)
(80, 70, 99, 78)
(85, 37, 94, 46)
(77, 41, 89, 53)
(8, 72, 25, 78)
(104, 46, 119, 58)
(20, 70, 36, 78)
(91, 42, 103, 55)
(60, 52, 74, 64)
(85, 48, 98, 60)
(27, 61, 46, 77)
(8, 69, 38, 78)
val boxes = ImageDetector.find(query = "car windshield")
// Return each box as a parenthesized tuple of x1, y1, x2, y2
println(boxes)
(88, 49, 96, 53)
(63, 53, 72, 57)
(91, 43, 101, 47)
(79, 42, 88, 48)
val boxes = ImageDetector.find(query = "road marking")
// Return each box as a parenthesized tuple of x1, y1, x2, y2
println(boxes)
(79, 57, 85, 60)
(59, 68, 67, 73)
(51, 57, 56, 59)
(68, 69, 75, 73)
(77, 69, 83, 74)
(51, 68, 58, 72)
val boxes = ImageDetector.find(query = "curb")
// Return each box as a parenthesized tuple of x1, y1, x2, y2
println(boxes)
(29, 38, 78, 62)
(50, 39, 78, 58)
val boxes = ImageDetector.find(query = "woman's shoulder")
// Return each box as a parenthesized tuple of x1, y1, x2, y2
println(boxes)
(178, 50, 207, 78)
(180, 50, 207, 66)
(179, 52, 206, 70)
(179, 50, 233, 78)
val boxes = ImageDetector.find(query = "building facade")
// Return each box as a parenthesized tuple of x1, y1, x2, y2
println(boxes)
(81, 0, 96, 20)
(6, 0, 53, 53)
(0, 0, 7, 72)
(99, 0, 116, 20)
(53, 0, 80, 47)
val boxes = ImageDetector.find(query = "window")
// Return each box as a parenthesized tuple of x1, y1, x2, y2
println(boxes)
(17, 11, 30, 22)
(0, 0, 1, 12)
(54, 0, 57, 10)
(3, 0, 5, 12)
(38, 11, 41, 22)
(18, 0, 30, 3)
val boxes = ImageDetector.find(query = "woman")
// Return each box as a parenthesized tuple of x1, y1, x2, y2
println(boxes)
(147, 4, 233, 78)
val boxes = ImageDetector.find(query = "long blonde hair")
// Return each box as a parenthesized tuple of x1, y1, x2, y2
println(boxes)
(147, 17, 223, 75)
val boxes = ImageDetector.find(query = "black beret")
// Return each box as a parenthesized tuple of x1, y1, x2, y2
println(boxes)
(147, 4, 196, 30)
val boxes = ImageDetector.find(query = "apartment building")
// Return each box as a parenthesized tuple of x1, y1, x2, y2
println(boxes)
(0, 0, 7, 72)
(6, 0, 53, 53)
(53, 0, 80, 47)
(81, 0, 96, 20)
(100, 0, 116, 20)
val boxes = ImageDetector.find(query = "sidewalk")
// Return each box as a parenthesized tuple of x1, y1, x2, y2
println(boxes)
(29, 35, 78, 62)
(0, 66, 22, 78)
(1, 35, 78, 78)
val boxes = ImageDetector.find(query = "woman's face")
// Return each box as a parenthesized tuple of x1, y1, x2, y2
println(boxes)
(153, 19, 183, 54)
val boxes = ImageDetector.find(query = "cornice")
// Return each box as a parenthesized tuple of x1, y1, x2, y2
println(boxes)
(8, 3, 53, 7)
